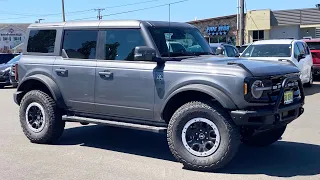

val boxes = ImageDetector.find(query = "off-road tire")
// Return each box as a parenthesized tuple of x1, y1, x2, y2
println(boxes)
(167, 101, 240, 172)
(241, 126, 286, 147)
(19, 90, 65, 144)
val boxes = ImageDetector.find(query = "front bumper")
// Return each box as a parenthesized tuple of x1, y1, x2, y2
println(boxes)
(0, 75, 10, 86)
(230, 75, 305, 128)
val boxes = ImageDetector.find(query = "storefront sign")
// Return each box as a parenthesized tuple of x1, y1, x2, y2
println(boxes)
(206, 25, 230, 36)
(1, 28, 22, 36)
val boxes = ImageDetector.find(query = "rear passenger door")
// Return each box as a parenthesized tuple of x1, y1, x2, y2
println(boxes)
(95, 28, 155, 121)
(53, 30, 98, 113)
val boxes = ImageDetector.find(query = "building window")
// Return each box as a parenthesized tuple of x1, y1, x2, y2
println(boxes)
(27, 30, 56, 53)
(3, 37, 9, 41)
(253, 30, 264, 42)
(13, 37, 22, 41)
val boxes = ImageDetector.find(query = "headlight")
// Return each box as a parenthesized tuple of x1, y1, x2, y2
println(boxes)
(251, 80, 264, 99)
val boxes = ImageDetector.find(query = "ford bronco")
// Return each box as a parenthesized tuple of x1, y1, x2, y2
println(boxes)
(14, 20, 305, 171)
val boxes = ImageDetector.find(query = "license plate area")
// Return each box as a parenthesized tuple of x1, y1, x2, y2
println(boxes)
(284, 91, 293, 105)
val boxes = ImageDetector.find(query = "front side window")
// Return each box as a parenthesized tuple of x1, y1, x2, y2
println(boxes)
(103, 29, 145, 61)
(241, 44, 292, 57)
(27, 30, 56, 53)
(62, 30, 98, 59)
(148, 27, 212, 57)
(294, 44, 300, 59)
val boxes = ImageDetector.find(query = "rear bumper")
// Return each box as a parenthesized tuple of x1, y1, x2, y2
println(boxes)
(313, 64, 320, 75)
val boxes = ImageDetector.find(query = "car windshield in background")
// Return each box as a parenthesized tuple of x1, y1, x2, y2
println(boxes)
(241, 44, 292, 57)
(148, 27, 212, 57)
(306, 42, 320, 50)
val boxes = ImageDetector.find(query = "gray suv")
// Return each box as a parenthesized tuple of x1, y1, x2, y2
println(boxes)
(14, 20, 305, 171)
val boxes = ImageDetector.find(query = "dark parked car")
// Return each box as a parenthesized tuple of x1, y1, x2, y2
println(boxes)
(209, 43, 240, 57)
(0, 54, 21, 88)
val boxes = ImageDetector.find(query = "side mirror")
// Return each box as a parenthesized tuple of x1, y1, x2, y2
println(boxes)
(235, 53, 240, 57)
(134, 46, 157, 61)
(298, 54, 306, 61)
(216, 48, 224, 55)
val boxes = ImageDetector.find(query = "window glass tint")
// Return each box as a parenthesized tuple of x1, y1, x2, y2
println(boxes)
(104, 29, 145, 61)
(62, 30, 98, 59)
(306, 42, 320, 50)
(148, 27, 212, 57)
(241, 44, 292, 57)
(297, 42, 306, 55)
(294, 44, 300, 59)
(27, 30, 56, 53)
(225, 46, 235, 57)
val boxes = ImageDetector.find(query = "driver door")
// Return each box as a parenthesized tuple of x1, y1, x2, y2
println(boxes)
(293, 42, 308, 83)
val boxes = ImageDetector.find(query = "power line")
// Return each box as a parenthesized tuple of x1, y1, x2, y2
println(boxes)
(0, 0, 161, 21)
(71, 0, 188, 21)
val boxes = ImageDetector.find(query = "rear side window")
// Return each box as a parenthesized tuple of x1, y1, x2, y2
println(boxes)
(62, 30, 98, 59)
(27, 30, 56, 53)
(306, 42, 320, 50)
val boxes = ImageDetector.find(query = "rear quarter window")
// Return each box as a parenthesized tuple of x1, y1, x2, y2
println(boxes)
(27, 30, 56, 53)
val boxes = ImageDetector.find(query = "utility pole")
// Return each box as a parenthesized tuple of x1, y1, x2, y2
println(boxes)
(95, 8, 105, 20)
(239, 0, 245, 45)
(62, 0, 66, 22)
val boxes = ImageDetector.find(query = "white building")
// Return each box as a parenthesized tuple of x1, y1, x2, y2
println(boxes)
(0, 24, 30, 53)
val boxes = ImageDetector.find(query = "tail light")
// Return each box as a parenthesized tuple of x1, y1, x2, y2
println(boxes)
(14, 64, 18, 81)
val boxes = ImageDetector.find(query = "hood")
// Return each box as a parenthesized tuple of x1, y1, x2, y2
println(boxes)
(181, 56, 300, 77)
(0, 63, 11, 71)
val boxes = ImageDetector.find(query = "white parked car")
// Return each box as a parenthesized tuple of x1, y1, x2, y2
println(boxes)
(241, 39, 313, 86)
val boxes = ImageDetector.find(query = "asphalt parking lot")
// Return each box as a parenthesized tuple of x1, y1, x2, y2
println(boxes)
(0, 83, 320, 180)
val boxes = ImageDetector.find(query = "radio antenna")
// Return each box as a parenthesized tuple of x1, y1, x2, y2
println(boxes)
(168, 3, 171, 58)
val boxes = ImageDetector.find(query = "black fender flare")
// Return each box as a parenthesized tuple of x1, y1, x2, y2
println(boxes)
(17, 74, 66, 109)
(161, 84, 237, 113)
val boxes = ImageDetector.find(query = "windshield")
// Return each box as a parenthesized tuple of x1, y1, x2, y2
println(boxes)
(241, 44, 292, 57)
(148, 27, 212, 57)
(306, 42, 320, 50)
(6, 55, 21, 64)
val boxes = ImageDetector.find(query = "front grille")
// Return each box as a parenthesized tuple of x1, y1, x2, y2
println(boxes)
(259, 74, 300, 104)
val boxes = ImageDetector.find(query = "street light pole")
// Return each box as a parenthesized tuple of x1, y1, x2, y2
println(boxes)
(62, 0, 66, 22)
(239, 0, 245, 45)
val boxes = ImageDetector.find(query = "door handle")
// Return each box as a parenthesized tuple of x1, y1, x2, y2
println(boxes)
(55, 68, 68, 76)
(99, 71, 113, 78)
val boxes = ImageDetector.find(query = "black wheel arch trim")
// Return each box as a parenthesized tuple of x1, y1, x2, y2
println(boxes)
(16, 74, 67, 109)
(161, 84, 238, 114)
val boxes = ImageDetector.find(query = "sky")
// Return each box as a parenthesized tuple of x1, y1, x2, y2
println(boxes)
(0, 0, 319, 23)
